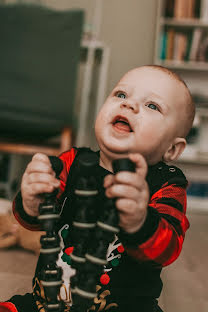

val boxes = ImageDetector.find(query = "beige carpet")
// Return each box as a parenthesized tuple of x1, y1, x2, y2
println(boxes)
(0, 248, 37, 301)
(0, 211, 207, 311)
(159, 211, 208, 312)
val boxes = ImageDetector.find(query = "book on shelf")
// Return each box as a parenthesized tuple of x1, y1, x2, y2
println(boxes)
(172, 32, 179, 60)
(166, 28, 175, 59)
(160, 31, 189, 62)
(159, 28, 206, 63)
(159, 31, 167, 60)
(189, 27, 203, 61)
(187, 0, 197, 18)
(163, 0, 202, 19)
(174, 0, 187, 18)
(173, 32, 187, 61)
(173, 0, 196, 18)
(200, 0, 208, 21)
(184, 31, 193, 61)
(198, 36, 208, 61)
(164, 0, 175, 17)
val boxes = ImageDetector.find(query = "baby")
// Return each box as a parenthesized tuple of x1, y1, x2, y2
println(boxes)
(1, 65, 195, 312)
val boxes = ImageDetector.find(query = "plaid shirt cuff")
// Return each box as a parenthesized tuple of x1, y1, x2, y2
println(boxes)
(13, 191, 40, 230)
(118, 206, 160, 247)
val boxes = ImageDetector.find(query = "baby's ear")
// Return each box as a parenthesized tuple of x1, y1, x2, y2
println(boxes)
(163, 137, 186, 162)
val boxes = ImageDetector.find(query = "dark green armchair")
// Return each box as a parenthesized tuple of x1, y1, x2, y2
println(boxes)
(0, 4, 84, 155)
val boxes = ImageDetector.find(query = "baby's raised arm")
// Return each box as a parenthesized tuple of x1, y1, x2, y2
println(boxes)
(21, 153, 60, 216)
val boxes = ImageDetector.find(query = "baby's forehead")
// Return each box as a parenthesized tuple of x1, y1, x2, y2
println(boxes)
(120, 66, 174, 81)
(117, 67, 186, 97)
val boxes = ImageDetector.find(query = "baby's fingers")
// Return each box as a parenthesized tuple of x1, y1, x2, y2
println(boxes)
(115, 198, 137, 214)
(27, 172, 60, 188)
(26, 153, 54, 175)
(32, 152, 51, 164)
(103, 174, 114, 188)
(28, 182, 57, 196)
(114, 171, 144, 190)
(128, 153, 148, 178)
(105, 184, 139, 201)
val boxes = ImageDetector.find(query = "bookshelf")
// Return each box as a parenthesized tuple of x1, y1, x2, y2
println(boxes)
(154, 0, 208, 67)
(154, 0, 208, 212)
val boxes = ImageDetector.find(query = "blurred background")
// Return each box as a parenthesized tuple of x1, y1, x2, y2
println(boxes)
(0, 0, 207, 311)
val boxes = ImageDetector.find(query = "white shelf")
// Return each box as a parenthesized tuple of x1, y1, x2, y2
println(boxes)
(196, 107, 208, 116)
(160, 17, 208, 28)
(178, 154, 208, 165)
(155, 60, 208, 71)
(188, 196, 208, 212)
(177, 141, 208, 165)
(81, 39, 106, 49)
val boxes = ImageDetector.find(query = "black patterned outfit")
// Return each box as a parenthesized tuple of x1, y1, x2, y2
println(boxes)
(2, 147, 189, 312)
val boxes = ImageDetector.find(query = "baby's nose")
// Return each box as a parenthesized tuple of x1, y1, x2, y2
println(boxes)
(120, 99, 139, 113)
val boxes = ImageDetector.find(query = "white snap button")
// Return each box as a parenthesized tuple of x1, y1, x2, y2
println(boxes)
(169, 167, 176, 172)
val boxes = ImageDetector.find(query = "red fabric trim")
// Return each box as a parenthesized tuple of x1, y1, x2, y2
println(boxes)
(150, 203, 189, 233)
(151, 184, 187, 212)
(126, 183, 189, 266)
(149, 183, 189, 234)
(154, 227, 183, 266)
(58, 147, 77, 197)
(0, 302, 18, 312)
(126, 219, 172, 262)
(126, 218, 184, 267)
(151, 203, 184, 221)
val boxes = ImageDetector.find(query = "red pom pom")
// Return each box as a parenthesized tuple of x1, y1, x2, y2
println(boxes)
(117, 245, 124, 253)
(100, 273, 110, 285)
(65, 246, 74, 255)
(0, 302, 18, 312)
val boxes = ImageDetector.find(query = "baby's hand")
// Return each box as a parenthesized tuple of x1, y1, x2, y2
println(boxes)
(104, 153, 149, 233)
(21, 153, 60, 217)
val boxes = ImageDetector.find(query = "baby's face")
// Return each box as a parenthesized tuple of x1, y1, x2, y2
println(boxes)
(95, 67, 187, 165)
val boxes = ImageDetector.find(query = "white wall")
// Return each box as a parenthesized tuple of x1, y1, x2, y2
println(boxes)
(100, 1, 158, 95)
(39, 0, 158, 95)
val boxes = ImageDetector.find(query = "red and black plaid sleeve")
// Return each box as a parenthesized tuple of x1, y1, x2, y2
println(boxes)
(119, 166, 189, 267)
(13, 148, 77, 231)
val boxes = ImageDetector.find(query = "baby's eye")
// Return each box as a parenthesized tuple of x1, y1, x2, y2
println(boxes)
(116, 91, 126, 99)
(146, 103, 159, 111)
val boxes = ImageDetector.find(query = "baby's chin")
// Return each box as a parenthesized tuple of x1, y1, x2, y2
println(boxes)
(100, 138, 131, 158)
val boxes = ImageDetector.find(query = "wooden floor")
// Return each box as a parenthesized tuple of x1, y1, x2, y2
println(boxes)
(0, 211, 207, 312)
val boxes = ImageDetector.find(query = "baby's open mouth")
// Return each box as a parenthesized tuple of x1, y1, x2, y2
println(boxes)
(112, 115, 133, 132)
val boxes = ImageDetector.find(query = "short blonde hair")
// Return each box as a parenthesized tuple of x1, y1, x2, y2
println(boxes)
(144, 65, 195, 138)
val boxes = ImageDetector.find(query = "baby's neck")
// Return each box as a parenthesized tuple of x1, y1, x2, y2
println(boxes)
(99, 151, 114, 172)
